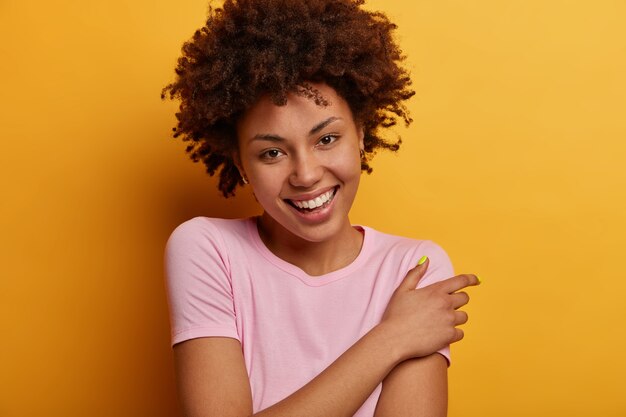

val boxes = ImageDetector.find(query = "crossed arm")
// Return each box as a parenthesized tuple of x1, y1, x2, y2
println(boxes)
(174, 330, 447, 417)
(173, 261, 477, 417)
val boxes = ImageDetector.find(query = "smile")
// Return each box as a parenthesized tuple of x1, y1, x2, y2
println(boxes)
(286, 187, 337, 212)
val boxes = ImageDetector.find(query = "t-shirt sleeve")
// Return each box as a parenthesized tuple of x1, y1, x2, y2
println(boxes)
(164, 218, 240, 347)
(415, 240, 455, 289)
(415, 240, 455, 365)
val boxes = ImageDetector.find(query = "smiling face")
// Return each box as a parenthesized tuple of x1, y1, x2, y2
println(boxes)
(236, 83, 364, 246)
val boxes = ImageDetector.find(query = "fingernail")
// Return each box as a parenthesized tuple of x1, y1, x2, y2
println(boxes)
(417, 256, 428, 266)
(476, 275, 482, 285)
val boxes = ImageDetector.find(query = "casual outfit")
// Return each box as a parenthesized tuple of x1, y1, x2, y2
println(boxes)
(165, 216, 454, 416)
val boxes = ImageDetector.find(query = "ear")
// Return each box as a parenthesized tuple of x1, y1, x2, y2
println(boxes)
(231, 150, 249, 184)
(357, 124, 365, 151)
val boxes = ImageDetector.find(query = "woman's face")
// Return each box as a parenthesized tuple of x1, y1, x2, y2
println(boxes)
(236, 83, 364, 244)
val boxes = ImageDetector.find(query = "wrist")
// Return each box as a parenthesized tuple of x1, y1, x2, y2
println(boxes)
(370, 322, 407, 366)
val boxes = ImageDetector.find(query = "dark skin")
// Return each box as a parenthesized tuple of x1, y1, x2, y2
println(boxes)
(173, 86, 479, 416)
(164, 1, 478, 415)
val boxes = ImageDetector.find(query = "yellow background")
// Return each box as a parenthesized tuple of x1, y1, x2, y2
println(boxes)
(1, 0, 625, 415)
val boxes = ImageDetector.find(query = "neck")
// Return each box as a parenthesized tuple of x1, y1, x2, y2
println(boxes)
(257, 214, 364, 276)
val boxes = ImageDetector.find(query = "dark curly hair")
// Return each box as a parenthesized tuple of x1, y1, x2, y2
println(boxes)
(162, 0, 414, 197)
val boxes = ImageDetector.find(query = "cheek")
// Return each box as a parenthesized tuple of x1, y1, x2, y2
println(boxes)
(248, 166, 286, 200)
(330, 151, 362, 180)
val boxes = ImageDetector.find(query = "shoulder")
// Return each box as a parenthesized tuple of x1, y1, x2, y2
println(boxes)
(164, 217, 256, 278)
(164, 217, 255, 296)
(166, 216, 250, 252)
(360, 225, 454, 286)
(168, 216, 250, 239)
(362, 226, 450, 260)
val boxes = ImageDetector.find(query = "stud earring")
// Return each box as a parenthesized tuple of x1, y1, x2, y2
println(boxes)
(359, 149, 365, 159)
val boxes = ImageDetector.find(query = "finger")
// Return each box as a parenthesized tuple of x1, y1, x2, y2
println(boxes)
(450, 292, 470, 309)
(454, 310, 468, 326)
(451, 328, 465, 344)
(439, 274, 480, 294)
(397, 256, 430, 291)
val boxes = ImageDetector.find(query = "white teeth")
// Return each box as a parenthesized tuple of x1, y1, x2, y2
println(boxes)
(291, 188, 336, 209)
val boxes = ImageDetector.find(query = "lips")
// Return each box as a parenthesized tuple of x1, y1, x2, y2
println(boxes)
(285, 186, 338, 212)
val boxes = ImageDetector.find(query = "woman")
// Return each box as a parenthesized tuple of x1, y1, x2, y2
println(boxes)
(162, 1, 480, 416)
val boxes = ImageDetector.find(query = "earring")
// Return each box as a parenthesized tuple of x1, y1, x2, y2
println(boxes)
(360, 149, 365, 159)
(238, 170, 248, 184)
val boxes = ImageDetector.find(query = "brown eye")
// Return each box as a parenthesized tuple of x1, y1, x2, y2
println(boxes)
(318, 134, 337, 146)
(261, 148, 284, 160)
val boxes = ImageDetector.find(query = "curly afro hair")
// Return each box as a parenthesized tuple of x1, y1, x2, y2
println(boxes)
(162, 0, 415, 197)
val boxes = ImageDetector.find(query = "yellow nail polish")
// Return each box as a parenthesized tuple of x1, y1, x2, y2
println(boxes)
(476, 275, 482, 284)
(417, 256, 428, 266)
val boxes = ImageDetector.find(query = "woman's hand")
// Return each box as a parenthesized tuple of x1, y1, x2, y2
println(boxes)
(380, 257, 479, 362)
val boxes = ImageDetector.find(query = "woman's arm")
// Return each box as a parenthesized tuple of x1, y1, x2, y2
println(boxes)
(174, 337, 253, 417)
(175, 321, 405, 417)
(174, 259, 477, 417)
(373, 353, 448, 417)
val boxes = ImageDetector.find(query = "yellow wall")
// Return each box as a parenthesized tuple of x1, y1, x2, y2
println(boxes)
(1, 1, 625, 416)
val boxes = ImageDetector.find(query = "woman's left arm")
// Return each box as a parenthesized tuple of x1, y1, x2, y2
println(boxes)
(374, 352, 448, 417)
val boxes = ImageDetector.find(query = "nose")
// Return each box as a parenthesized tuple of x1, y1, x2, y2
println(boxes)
(288, 151, 323, 188)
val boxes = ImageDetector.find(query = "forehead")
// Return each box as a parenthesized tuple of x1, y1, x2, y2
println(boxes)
(236, 84, 353, 139)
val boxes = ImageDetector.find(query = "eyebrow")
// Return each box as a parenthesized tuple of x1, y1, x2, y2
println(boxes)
(310, 117, 341, 135)
(251, 117, 342, 142)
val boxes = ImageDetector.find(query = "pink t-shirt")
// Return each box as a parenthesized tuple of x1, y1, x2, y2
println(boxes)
(165, 217, 454, 416)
